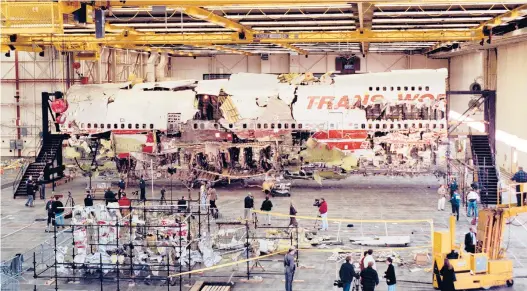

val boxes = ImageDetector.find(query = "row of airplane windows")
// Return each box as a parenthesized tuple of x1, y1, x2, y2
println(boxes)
(71, 121, 445, 131)
(71, 123, 155, 130)
(369, 86, 430, 92)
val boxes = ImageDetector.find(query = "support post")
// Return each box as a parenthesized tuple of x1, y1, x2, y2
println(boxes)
(245, 220, 250, 280)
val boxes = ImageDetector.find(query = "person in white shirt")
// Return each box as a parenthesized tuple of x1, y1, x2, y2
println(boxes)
(437, 184, 447, 211)
(363, 249, 377, 270)
(467, 189, 480, 218)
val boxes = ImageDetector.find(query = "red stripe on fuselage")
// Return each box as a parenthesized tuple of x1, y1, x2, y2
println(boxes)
(312, 130, 368, 140)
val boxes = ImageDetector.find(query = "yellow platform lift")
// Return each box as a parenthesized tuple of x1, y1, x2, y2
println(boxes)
(433, 184, 527, 290)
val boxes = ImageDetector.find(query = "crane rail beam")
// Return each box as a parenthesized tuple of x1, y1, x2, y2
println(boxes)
(2, 30, 484, 47)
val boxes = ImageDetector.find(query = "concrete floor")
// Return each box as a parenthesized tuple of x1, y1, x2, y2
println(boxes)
(2, 175, 527, 291)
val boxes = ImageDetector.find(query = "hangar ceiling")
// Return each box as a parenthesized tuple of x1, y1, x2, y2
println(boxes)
(1, 1, 527, 56)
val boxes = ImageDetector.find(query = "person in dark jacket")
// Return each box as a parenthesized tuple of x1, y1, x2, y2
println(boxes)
(244, 193, 254, 221)
(440, 258, 456, 291)
(289, 202, 298, 227)
(464, 227, 476, 253)
(52, 196, 64, 228)
(45, 197, 54, 232)
(84, 192, 94, 207)
(118, 177, 126, 192)
(361, 261, 379, 291)
(260, 195, 273, 225)
(25, 176, 35, 207)
(104, 188, 116, 206)
(339, 255, 356, 291)
(178, 196, 187, 212)
(511, 166, 527, 206)
(139, 175, 146, 201)
(449, 178, 458, 198)
(384, 257, 396, 291)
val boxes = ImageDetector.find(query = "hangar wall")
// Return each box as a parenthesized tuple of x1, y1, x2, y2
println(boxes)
(0, 51, 447, 157)
(448, 41, 527, 172)
(495, 41, 527, 172)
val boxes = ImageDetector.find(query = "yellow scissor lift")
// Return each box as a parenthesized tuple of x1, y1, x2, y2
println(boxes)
(433, 183, 527, 289)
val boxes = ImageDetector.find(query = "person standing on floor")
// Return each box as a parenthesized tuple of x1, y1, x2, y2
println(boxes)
(449, 178, 458, 198)
(25, 176, 35, 207)
(466, 188, 480, 218)
(104, 187, 117, 206)
(284, 247, 296, 291)
(289, 202, 298, 227)
(208, 186, 218, 218)
(438, 184, 447, 211)
(363, 249, 377, 270)
(511, 166, 527, 206)
(339, 255, 356, 291)
(440, 258, 456, 291)
(464, 227, 477, 254)
(244, 193, 254, 221)
(52, 196, 64, 228)
(450, 190, 461, 221)
(139, 175, 146, 201)
(84, 192, 94, 207)
(260, 195, 273, 226)
(361, 261, 379, 291)
(118, 177, 126, 199)
(118, 193, 131, 216)
(384, 257, 397, 291)
(318, 198, 328, 231)
(45, 197, 54, 232)
(38, 172, 45, 200)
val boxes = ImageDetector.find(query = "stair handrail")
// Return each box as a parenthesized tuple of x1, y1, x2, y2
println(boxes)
(448, 95, 485, 135)
(12, 160, 29, 196)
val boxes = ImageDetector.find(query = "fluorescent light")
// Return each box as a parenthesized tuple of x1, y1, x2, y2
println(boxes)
(373, 24, 479, 28)
(375, 3, 526, 7)
(373, 17, 492, 23)
(111, 22, 220, 27)
(253, 26, 356, 31)
(136, 28, 231, 32)
(374, 28, 471, 31)
(227, 13, 354, 19)
(241, 20, 355, 25)
(205, 5, 352, 10)
(374, 10, 508, 16)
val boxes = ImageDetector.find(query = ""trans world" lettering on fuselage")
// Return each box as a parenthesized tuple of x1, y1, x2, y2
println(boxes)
(306, 94, 446, 109)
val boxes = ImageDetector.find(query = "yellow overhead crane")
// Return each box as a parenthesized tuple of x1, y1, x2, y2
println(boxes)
(433, 200, 527, 289)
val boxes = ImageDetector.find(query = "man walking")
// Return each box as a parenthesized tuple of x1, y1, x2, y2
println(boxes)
(260, 195, 273, 226)
(25, 176, 35, 207)
(450, 190, 461, 221)
(511, 166, 527, 206)
(318, 198, 328, 231)
(52, 196, 64, 228)
(38, 172, 45, 200)
(339, 255, 356, 291)
(438, 184, 447, 211)
(45, 197, 54, 232)
(139, 175, 146, 201)
(449, 178, 458, 198)
(467, 188, 480, 218)
(384, 257, 397, 291)
(361, 261, 379, 291)
(118, 177, 126, 195)
(284, 248, 296, 291)
(464, 227, 477, 253)
(244, 193, 254, 221)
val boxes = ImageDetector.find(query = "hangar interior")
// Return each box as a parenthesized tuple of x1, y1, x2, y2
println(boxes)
(1, 1, 527, 291)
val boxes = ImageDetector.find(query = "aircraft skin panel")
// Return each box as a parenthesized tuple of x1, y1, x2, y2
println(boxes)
(59, 69, 449, 180)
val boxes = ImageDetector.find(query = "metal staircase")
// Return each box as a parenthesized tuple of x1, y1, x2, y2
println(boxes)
(469, 135, 499, 205)
(13, 134, 67, 198)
